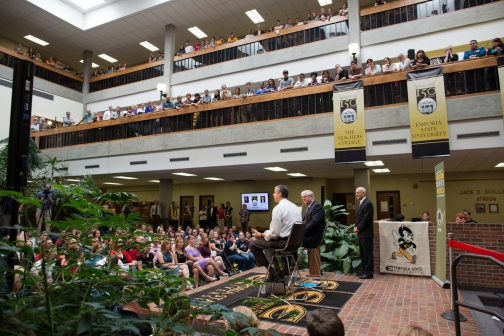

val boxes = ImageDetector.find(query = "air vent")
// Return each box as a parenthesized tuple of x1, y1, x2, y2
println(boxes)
(58, 167, 69, 171)
(130, 160, 147, 165)
(457, 131, 499, 139)
(280, 147, 308, 153)
(372, 139, 408, 146)
(170, 157, 189, 162)
(224, 152, 247, 158)
(85, 165, 99, 169)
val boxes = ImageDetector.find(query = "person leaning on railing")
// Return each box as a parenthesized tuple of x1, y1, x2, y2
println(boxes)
(411, 50, 430, 69)
(348, 61, 363, 80)
(382, 57, 396, 73)
(365, 58, 382, 76)
(463, 39, 486, 59)
(442, 45, 459, 63)
(397, 53, 412, 71)
(486, 37, 503, 56)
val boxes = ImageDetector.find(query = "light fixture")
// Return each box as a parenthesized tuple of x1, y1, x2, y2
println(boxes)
(264, 167, 288, 172)
(47, 121, 53, 125)
(66, 179, 80, 182)
(148, 180, 160, 183)
(318, 0, 333, 6)
(348, 43, 359, 63)
(245, 10, 265, 24)
(188, 27, 208, 39)
(364, 160, 384, 167)
(157, 83, 167, 101)
(204, 177, 224, 181)
(172, 173, 197, 177)
(373, 168, 390, 173)
(287, 173, 307, 177)
(24, 35, 49, 46)
(103, 182, 123, 185)
(69, 0, 105, 10)
(27, 180, 33, 183)
(495, 163, 504, 168)
(139, 41, 159, 51)
(80, 60, 99, 68)
(113, 176, 138, 180)
(98, 54, 118, 63)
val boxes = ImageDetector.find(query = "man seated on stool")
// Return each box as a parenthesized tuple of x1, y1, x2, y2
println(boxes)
(250, 185, 301, 282)
(299, 190, 326, 269)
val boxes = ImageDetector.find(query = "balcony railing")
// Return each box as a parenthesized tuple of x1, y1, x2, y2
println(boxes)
(88, 60, 164, 93)
(173, 17, 348, 73)
(0, 46, 83, 92)
(34, 57, 500, 149)
(360, 0, 498, 31)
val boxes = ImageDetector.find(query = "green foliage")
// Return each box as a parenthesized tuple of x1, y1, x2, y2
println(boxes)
(320, 200, 361, 274)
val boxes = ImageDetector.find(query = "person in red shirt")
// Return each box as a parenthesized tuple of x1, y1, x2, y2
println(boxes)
(193, 39, 201, 51)
(110, 239, 136, 265)
(127, 236, 145, 261)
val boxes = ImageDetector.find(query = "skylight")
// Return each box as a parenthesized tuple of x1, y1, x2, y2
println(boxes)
(318, 0, 333, 6)
(24, 35, 49, 46)
(69, 0, 105, 10)
(495, 163, 504, 168)
(139, 41, 159, 51)
(188, 27, 207, 39)
(245, 10, 264, 24)
(80, 60, 99, 68)
(98, 54, 118, 63)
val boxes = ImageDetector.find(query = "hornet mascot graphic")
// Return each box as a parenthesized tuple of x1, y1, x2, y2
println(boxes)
(390, 225, 417, 264)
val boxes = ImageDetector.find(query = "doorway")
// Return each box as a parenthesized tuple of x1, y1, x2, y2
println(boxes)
(376, 191, 401, 220)
(199, 195, 214, 210)
(179, 196, 194, 227)
(333, 193, 356, 225)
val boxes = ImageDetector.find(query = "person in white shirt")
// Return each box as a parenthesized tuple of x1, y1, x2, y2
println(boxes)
(293, 73, 310, 88)
(62, 111, 75, 127)
(250, 185, 302, 281)
(184, 40, 194, 54)
(245, 28, 254, 39)
(30, 119, 40, 131)
(397, 53, 411, 71)
(102, 105, 118, 120)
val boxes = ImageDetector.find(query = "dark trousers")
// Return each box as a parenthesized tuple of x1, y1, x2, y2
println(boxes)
(151, 215, 161, 231)
(240, 221, 248, 234)
(207, 217, 216, 229)
(249, 238, 286, 272)
(358, 237, 374, 275)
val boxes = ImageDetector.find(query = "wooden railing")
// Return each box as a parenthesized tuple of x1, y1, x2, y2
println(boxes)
(360, 0, 498, 31)
(172, 17, 349, 73)
(34, 57, 500, 149)
(0, 45, 83, 92)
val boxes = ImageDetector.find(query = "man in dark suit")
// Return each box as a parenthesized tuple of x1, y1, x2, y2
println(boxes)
(254, 24, 264, 36)
(354, 187, 374, 279)
(301, 190, 325, 248)
(206, 203, 218, 229)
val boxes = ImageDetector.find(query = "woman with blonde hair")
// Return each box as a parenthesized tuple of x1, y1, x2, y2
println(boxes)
(397, 325, 433, 336)
(156, 240, 192, 291)
(173, 237, 217, 288)
(222, 306, 259, 334)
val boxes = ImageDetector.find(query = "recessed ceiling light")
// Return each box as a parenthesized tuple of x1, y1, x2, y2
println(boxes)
(364, 160, 384, 166)
(318, 0, 333, 6)
(264, 167, 288, 172)
(69, 0, 105, 10)
(188, 27, 207, 39)
(139, 41, 159, 51)
(172, 173, 197, 177)
(113, 176, 138, 180)
(27, 180, 33, 183)
(65, 179, 80, 182)
(373, 168, 390, 173)
(24, 35, 49, 46)
(287, 173, 307, 177)
(245, 10, 265, 24)
(148, 180, 160, 183)
(103, 182, 123, 185)
(495, 163, 504, 168)
(80, 60, 99, 68)
(98, 54, 118, 63)
(204, 177, 224, 181)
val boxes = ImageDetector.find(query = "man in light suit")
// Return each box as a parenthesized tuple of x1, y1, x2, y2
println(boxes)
(301, 190, 326, 249)
(354, 187, 374, 279)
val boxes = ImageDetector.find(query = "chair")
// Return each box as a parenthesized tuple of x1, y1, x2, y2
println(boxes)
(221, 251, 239, 275)
(300, 221, 328, 292)
(257, 221, 307, 301)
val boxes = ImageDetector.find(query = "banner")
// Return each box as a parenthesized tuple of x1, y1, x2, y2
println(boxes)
(498, 57, 504, 118)
(333, 81, 366, 164)
(433, 161, 447, 285)
(407, 67, 450, 158)
(379, 221, 431, 277)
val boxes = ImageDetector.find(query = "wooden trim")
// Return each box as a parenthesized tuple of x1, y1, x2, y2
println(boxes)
(362, 71, 406, 85)
(0, 45, 83, 81)
(172, 17, 348, 62)
(88, 60, 165, 83)
(360, 0, 430, 16)
(365, 102, 408, 110)
(442, 56, 497, 73)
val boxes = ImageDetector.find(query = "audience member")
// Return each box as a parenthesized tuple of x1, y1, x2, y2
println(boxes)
(162, 96, 175, 109)
(335, 64, 348, 81)
(30, 119, 40, 131)
(266, 78, 279, 92)
(375, 0, 387, 5)
(348, 61, 363, 80)
(395, 214, 405, 221)
(221, 85, 232, 100)
(227, 32, 238, 43)
(442, 45, 459, 63)
(321, 70, 334, 83)
(455, 212, 469, 224)
(255, 81, 268, 94)
(62, 112, 75, 127)
(233, 87, 243, 99)
(294, 73, 310, 88)
(306, 308, 345, 336)
(46, 57, 55, 66)
(317, 8, 327, 21)
(412, 50, 430, 69)
(217, 36, 226, 46)
(245, 29, 254, 39)
(487, 37, 503, 56)
(365, 58, 382, 76)
(222, 306, 259, 334)
(397, 53, 411, 71)
(339, 3, 349, 17)
(308, 72, 319, 86)
(78, 109, 94, 125)
(224, 235, 248, 272)
(26, 48, 35, 59)
(176, 45, 185, 56)
(208, 37, 216, 48)
(212, 90, 221, 102)
(274, 20, 284, 31)
(397, 325, 433, 336)
(35, 53, 42, 61)
(279, 70, 294, 90)
(243, 82, 255, 96)
(193, 39, 202, 51)
(295, 18, 304, 26)
(185, 41, 194, 54)
(145, 101, 155, 113)
(148, 53, 157, 63)
(14, 43, 24, 55)
(254, 24, 264, 36)
(382, 57, 396, 72)
(462, 210, 477, 223)
(157, 51, 164, 60)
(463, 40, 486, 59)
(421, 211, 430, 221)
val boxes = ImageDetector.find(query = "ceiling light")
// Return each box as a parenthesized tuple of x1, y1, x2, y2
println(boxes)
(318, 0, 333, 6)
(148, 180, 160, 183)
(264, 167, 288, 172)
(188, 27, 207, 39)
(204, 177, 224, 181)
(27, 180, 33, 183)
(139, 41, 159, 51)
(80, 60, 99, 68)
(495, 163, 504, 168)
(245, 10, 265, 24)
(69, 0, 105, 10)
(373, 168, 390, 173)
(98, 54, 118, 63)
(364, 160, 384, 167)
(287, 173, 307, 177)
(24, 35, 49, 46)
(103, 182, 123, 185)
(172, 173, 197, 177)
(113, 176, 138, 180)
(65, 179, 80, 182)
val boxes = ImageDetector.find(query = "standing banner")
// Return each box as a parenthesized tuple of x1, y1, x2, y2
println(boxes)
(407, 67, 450, 159)
(333, 81, 366, 164)
(498, 57, 504, 118)
(433, 161, 447, 286)
(379, 221, 431, 277)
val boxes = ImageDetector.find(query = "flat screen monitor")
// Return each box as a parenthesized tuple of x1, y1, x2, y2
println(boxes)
(241, 192, 269, 211)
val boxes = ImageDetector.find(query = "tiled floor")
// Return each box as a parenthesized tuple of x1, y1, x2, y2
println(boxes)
(189, 268, 482, 336)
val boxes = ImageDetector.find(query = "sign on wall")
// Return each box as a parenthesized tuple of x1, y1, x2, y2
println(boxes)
(498, 57, 504, 118)
(379, 221, 431, 276)
(333, 81, 366, 164)
(433, 161, 447, 285)
(407, 67, 450, 159)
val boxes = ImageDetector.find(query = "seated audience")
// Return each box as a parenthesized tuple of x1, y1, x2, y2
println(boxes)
(321, 70, 333, 83)
(487, 37, 503, 56)
(306, 308, 345, 336)
(412, 50, 430, 69)
(348, 61, 363, 80)
(365, 58, 382, 76)
(335, 64, 348, 81)
(186, 235, 227, 278)
(156, 241, 192, 291)
(174, 237, 213, 288)
(397, 53, 411, 71)
(382, 57, 396, 72)
(463, 40, 486, 59)
(455, 212, 469, 224)
(294, 73, 310, 88)
(197, 234, 225, 272)
(397, 325, 433, 336)
(308, 72, 319, 86)
(442, 45, 459, 63)
(14, 43, 24, 55)
(236, 232, 255, 269)
(224, 235, 248, 272)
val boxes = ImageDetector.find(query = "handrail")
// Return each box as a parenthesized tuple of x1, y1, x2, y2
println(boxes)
(32, 56, 498, 137)
(88, 60, 164, 83)
(360, 0, 430, 16)
(172, 16, 349, 62)
(0, 45, 83, 82)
